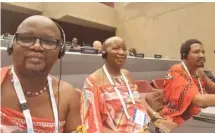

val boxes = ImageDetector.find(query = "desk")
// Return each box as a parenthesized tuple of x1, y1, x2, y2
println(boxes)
(0, 47, 180, 88)
(171, 118, 215, 133)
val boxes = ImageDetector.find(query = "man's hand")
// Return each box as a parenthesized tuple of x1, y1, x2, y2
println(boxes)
(152, 112, 165, 121)
(154, 119, 178, 133)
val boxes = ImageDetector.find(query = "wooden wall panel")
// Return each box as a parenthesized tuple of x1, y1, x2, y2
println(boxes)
(1, 9, 115, 46)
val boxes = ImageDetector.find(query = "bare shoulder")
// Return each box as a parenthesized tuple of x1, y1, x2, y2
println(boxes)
(89, 68, 104, 84)
(88, 68, 104, 86)
(51, 77, 81, 131)
(121, 69, 133, 82)
(122, 69, 130, 75)
(51, 76, 79, 98)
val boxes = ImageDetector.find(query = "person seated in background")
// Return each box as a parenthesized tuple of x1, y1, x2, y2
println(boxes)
(71, 37, 81, 50)
(93, 40, 102, 53)
(1, 15, 82, 132)
(1, 33, 12, 39)
(128, 48, 137, 56)
(1, 33, 14, 47)
(161, 39, 215, 125)
(80, 36, 177, 133)
(204, 70, 215, 82)
(65, 41, 73, 51)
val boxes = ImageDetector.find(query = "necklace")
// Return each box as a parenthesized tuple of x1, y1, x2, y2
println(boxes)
(8, 71, 48, 97)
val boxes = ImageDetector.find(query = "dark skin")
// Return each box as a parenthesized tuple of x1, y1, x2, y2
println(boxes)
(88, 37, 151, 133)
(182, 43, 215, 107)
(1, 15, 81, 132)
(183, 43, 206, 76)
(88, 37, 178, 133)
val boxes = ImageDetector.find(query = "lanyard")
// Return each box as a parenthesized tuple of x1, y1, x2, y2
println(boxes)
(181, 61, 203, 94)
(11, 67, 59, 133)
(103, 65, 135, 119)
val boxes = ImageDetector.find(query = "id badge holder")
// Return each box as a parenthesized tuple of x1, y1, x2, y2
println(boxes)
(132, 108, 147, 126)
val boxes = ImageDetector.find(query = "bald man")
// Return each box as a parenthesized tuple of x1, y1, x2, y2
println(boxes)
(1, 15, 81, 133)
(93, 40, 102, 52)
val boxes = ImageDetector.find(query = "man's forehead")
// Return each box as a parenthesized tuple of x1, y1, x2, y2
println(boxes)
(190, 43, 204, 50)
(16, 15, 61, 38)
(105, 37, 124, 47)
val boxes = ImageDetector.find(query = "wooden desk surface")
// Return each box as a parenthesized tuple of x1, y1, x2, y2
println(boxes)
(171, 118, 215, 133)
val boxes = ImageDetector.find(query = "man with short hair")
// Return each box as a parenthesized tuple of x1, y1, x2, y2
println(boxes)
(161, 39, 215, 125)
(1, 15, 81, 132)
(71, 37, 81, 50)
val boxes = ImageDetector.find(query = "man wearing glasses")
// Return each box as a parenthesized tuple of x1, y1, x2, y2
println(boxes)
(1, 15, 82, 133)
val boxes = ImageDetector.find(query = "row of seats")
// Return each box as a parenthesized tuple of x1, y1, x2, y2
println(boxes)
(134, 78, 165, 112)
(134, 78, 164, 92)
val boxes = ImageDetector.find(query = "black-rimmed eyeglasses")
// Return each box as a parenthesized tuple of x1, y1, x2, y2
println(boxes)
(14, 33, 61, 50)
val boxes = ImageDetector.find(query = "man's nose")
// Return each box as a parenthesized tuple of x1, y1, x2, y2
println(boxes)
(28, 39, 44, 51)
(199, 52, 204, 58)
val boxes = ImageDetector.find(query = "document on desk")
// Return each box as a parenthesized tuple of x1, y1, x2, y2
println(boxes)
(200, 107, 215, 120)
(201, 107, 215, 114)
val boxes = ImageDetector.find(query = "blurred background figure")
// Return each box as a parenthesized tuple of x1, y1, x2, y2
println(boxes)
(93, 40, 102, 53)
(128, 48, 137, 56)
(204, 70, 215, 82)
(65, 41, 73, 51)
(1, 33, 14, 47)
(71, 37, 81, 50)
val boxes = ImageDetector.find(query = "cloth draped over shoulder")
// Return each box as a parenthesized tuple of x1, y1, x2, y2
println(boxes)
(0, 66, 66, 133)
(80, 75, 150, 133)
(161, 64, 206, 125)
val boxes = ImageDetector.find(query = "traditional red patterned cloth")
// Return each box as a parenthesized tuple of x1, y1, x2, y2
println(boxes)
(0, 66, 65, 133)
(162, 64, 206, 125)
(81, 76, 150, 133)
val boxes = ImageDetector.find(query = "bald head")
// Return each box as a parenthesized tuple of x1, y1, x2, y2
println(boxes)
(93, 40, 102, 50)
(93, 40, 101, 46)
(16, 15, 61, 40)
(103, 36, 124, 50)
(11, 15, 64, 74)
(102, 36, 127, 67)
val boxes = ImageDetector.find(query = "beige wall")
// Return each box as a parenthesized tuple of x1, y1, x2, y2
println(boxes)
(3, 2, 43, 11)
(43, 2, 118, 28)
(2, 2, 117, 31)
(116, 2, 215, 72)
(6, 2, 43, 11)
(2, 2, 43, 14)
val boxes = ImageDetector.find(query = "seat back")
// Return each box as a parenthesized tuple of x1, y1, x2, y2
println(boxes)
(145, 90, 164, 112)
(152, 78, 164, 89)
(134, 80, 154, 93)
